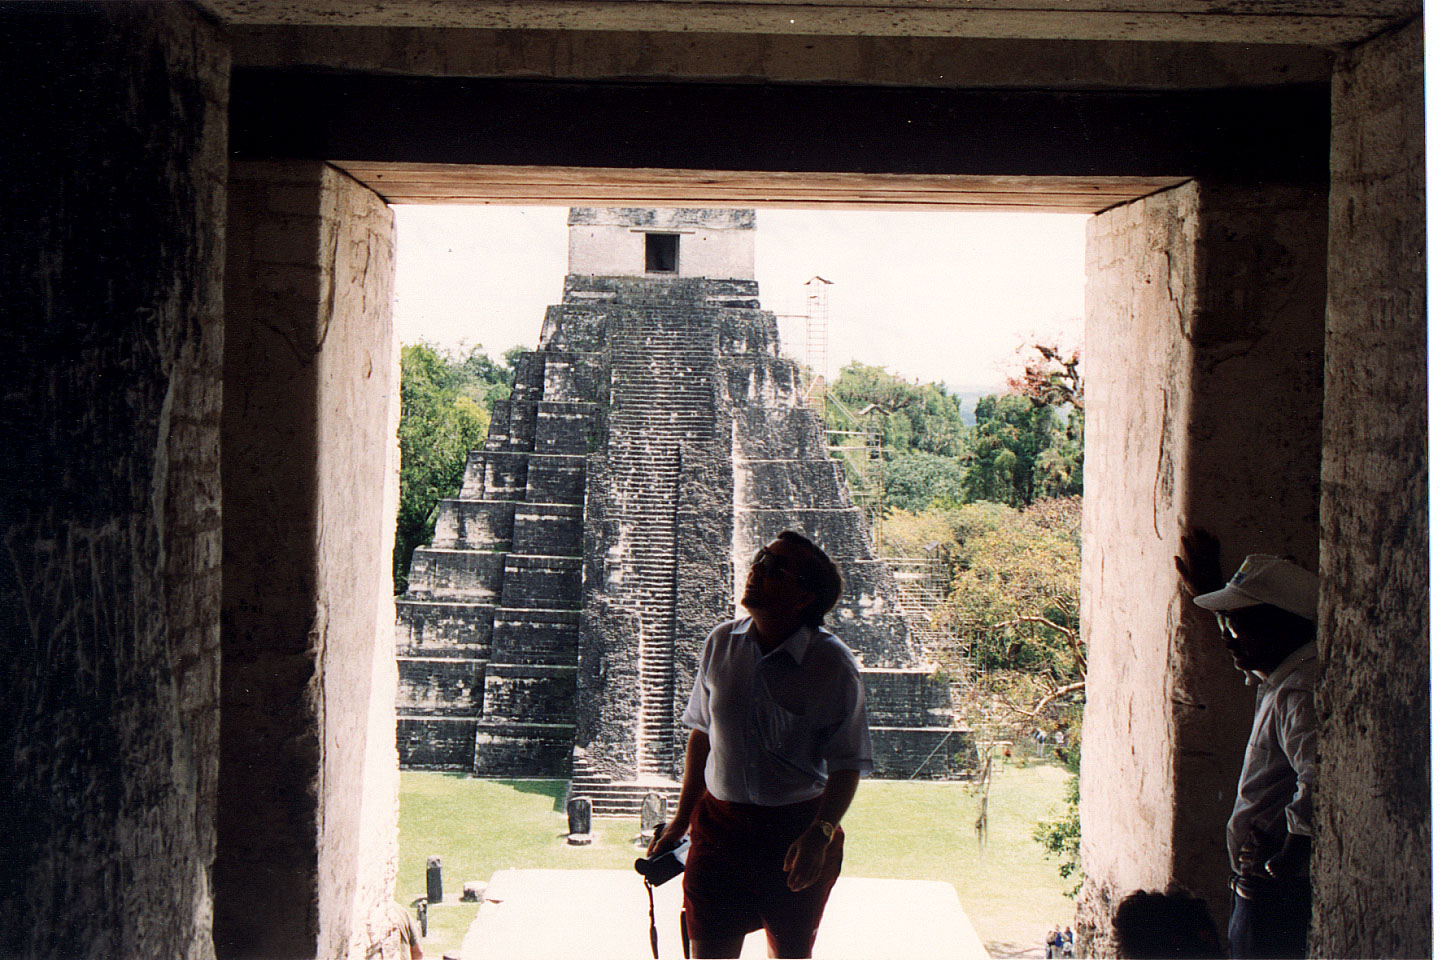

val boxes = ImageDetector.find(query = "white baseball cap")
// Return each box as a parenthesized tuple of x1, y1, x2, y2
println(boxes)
(1192, 554, 1319, 621)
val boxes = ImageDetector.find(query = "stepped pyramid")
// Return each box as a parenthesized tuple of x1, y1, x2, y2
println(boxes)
(396, 208, 966, 816)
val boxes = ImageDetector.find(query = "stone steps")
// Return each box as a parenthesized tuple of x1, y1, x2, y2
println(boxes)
(606, 308, 714, 783)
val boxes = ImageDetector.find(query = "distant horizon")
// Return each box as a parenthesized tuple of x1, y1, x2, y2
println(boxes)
(393, 205, 1087, 393)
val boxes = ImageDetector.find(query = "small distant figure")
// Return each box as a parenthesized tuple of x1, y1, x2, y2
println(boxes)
(1033, 729, 1048, 756)
(388, 900, 423, 960)
(1112, 889, 1223, 959)
(1062, 925, 1074, 957)
(1043, 926, 1060, 958)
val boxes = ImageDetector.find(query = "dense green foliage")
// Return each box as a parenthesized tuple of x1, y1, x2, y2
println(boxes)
(884, 497, 1082, 684)
(883, 495, 1084, 893)
(827, 363, 968, 457)
(395, 342, 513, 594)
(937, 496, 1082, 675)
(881, 452, 969, 512)
(824, 359, 1082, 512)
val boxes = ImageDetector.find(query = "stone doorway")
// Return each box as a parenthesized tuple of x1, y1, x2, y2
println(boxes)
(221, 159, 1327, 956)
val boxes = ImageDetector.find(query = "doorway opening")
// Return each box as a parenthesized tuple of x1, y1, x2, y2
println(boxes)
(387, 195, 1092, 959)
(220, 159, 1328, 960)
(645, 232, 680, 274)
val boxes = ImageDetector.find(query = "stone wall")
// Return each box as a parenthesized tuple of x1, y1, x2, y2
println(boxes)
(1078, 176, 1327, 951)
(220, 161, 400, 959)
(0, 6, 227, 957)
(1312, 18, 1430, 958)
(568, 208, 757, 280)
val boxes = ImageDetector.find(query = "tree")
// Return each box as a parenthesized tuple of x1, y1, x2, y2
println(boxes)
(1008, 342, 1083, 411)
(1010, 342, 1084, 500)
(828, 362, 967, 458)
(882, 452, 968, 513)
(938, 496, 1082, 677)
(910, 496, 1084, 749)
(879, 499, 1011, 575)
(394, 342, 512, 594)
(963, 394, 1058, 506)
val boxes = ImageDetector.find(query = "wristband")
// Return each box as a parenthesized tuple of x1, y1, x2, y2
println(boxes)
(813, 819, 837, 841)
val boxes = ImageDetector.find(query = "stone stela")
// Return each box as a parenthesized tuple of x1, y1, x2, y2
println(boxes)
(395, 207, 967, 816)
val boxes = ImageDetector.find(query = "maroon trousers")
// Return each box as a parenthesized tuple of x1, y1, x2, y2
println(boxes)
(682, 792, 844, 957)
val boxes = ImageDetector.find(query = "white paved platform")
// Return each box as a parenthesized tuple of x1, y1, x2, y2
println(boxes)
(459, 869, 990, 960)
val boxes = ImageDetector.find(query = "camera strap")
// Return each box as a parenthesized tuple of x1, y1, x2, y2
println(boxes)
(646, 880, 661, 959)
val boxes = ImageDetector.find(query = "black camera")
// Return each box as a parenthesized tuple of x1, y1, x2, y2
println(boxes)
(634, 829, 690, 886)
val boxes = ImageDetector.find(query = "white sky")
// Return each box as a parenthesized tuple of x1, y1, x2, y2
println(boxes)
(393, 205, 1088, 392)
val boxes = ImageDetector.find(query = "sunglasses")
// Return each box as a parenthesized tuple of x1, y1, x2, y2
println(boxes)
(751, 546, 805, 583)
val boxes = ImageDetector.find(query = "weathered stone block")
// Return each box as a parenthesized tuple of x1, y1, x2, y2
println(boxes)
(482, 664, 579, 722)
(543, 304, 609, 352)
(861, 669, 955, 727)
(398, 658, 487, 715)
(395, 601, 494, 657)
(739, 460, 848, 509)
(542, 353, 603, 401)
(482, 451, 529, 499)
(485, 400, 514, 447)
(434, 499, 515, 550)
(734, 508, 874, 564)
(502, 400, 539, 448)
(510, 353, 546, 402)
(869, 726, 971, 779)
(499, 555, 583, 609)
(398, 717, 477, 769)
(404, 549, 505, 602)
(473, 722, 575, 777)
(512, 503, 583, 555)
(525, 455, 586, 503)
(489, 610, 581, 663)
(1312, 20, 1429, 960)
(534, 402, 596, 455)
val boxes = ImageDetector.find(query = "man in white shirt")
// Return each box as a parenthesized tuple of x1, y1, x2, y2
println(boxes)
(649, 531, 872, 959)
(1177, 533, 1318, 959)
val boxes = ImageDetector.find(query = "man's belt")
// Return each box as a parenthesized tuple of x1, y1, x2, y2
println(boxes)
(1229, 873, 1310, 901)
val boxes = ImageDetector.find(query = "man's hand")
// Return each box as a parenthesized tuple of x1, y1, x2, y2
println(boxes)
(782, 822, 833, 891)
(1263, 833, 1312, 879)
(1237, 827, 1285, 878)
(1176, 528, 1224, 598)
(647, 820, 688, 858)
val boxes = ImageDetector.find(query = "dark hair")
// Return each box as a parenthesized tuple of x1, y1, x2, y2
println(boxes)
(775, 530, 843, 628)
(1112, 889, 1223, 959)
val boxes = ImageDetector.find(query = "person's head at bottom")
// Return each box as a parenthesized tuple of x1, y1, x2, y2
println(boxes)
(1113, 889, 1223, 959)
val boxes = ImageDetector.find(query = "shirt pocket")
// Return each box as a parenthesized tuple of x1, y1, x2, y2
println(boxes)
(756, 698, 812, 762)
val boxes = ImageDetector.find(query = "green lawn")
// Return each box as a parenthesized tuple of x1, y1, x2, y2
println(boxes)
(398, 759, 1075, 958)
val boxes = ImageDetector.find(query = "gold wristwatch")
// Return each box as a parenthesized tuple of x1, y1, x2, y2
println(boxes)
(813, 819, 837, 841)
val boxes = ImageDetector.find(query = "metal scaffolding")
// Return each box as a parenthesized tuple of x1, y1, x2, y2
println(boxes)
(824, 392, 884, 542)
(803, 276, 832, 413)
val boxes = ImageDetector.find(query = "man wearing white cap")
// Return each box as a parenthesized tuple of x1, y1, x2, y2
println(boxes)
(1176, 531, 1318, 960)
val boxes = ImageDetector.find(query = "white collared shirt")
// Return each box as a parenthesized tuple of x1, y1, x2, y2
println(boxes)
(680, 617, 873, 806)
(1226, 640, 1318, 873)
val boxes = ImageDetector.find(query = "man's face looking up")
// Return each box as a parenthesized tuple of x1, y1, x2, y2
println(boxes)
(741, 539, 815, 619)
